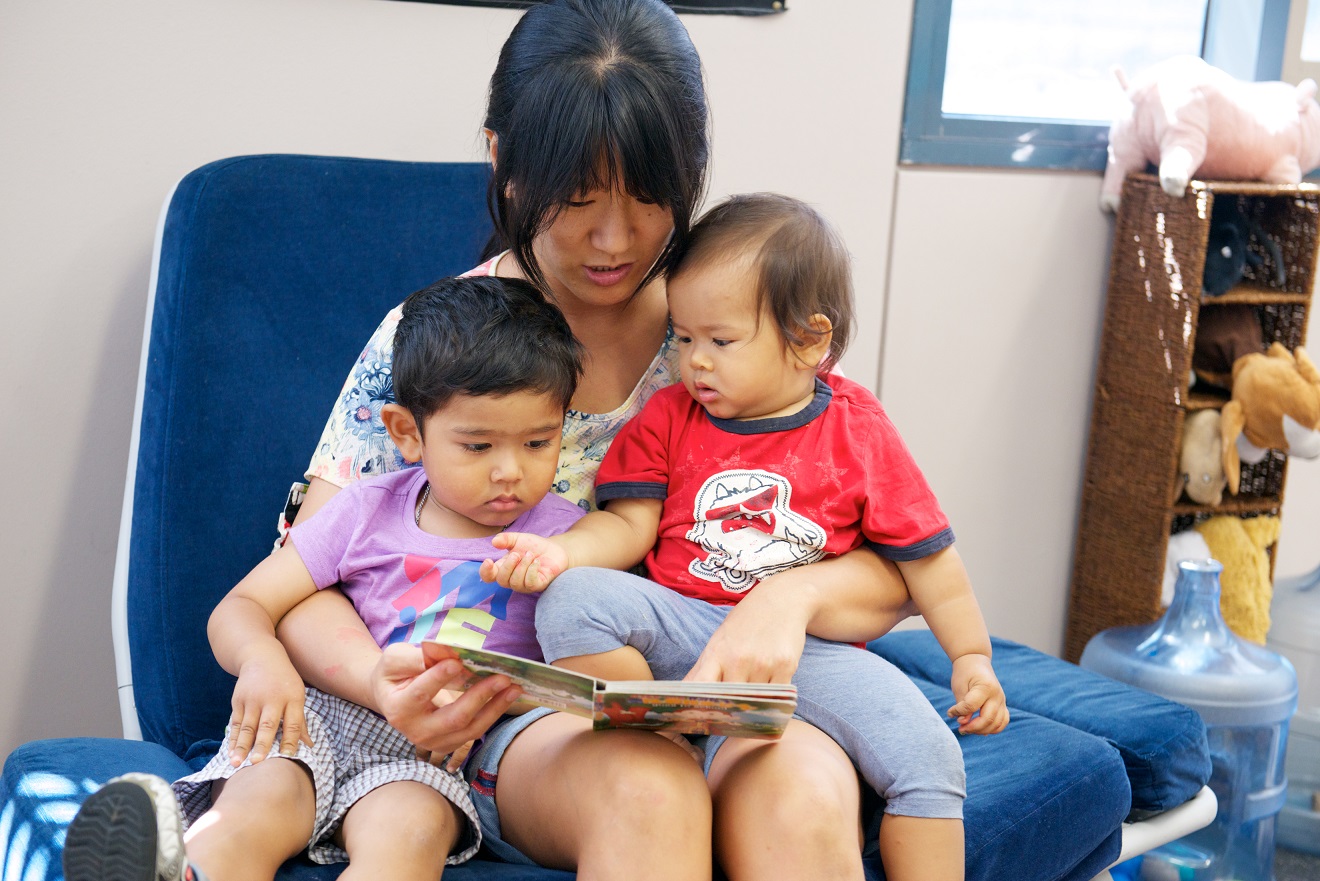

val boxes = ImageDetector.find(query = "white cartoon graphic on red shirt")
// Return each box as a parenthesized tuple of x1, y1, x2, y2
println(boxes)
(686, 469, 828, 593)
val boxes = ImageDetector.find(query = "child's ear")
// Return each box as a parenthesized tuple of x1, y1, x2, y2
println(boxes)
(381, 403, 424, 463)
(791, 313, 834, 369)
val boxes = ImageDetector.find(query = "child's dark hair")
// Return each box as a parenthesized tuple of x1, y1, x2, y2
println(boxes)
(483, 0, 709, 295)
(674, 193, 854, 373)
(393, 275, 583, 430)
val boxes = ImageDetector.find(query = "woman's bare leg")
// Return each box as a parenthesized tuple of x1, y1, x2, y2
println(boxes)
(496, 712, 713, 881)
(708, 719, 865, 881)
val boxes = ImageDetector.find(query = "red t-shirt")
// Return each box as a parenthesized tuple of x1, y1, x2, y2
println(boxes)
(595, 376, 954, 605)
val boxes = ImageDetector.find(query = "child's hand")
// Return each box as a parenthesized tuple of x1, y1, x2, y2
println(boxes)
(947, 652, 1009, 735)
(228, 650, 313, 766)
(480, 532, 569, 593)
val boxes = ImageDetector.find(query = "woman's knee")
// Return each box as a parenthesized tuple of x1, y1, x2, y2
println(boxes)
(593, 732, 712, 816)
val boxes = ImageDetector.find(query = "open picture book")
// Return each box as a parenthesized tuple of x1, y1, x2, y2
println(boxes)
(422, 640, 797, 739)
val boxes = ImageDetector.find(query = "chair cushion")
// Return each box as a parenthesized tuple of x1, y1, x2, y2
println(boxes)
(872, 631, 1212, 815)
(861, 666, 1131, 881)
(1, 738, 572, 881)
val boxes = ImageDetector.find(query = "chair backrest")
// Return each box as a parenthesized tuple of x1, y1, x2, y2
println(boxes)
(117, 155, 491, 756)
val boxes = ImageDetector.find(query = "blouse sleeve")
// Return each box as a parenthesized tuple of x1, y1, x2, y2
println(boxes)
(304, 304, 411, 487)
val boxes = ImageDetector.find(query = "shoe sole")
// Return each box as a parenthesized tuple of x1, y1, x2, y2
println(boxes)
(63, 780, 159, 881)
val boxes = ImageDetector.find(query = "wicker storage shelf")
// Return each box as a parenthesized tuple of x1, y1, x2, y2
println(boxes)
(1063, 174, 1317, 662)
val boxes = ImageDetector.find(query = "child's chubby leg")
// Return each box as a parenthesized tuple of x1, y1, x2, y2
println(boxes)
(489, 710, 714, 881)
(705, 718, 867, 881)
(184, 760, 317, 880)
(877, 815, 964, 881)
(792, 638, 966, 881)
(533, 567, 725, 680)
(533, 568, 723, 763)
(334, 781, 463, 879)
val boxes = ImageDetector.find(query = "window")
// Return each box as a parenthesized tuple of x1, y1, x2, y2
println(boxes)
(902, 0, 1292, 170)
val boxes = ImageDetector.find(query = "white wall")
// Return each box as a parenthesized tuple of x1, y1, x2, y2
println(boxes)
(3, 0, 1317, 763)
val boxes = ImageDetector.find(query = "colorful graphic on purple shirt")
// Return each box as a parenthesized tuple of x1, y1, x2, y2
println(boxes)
(289, 467, 583, 662)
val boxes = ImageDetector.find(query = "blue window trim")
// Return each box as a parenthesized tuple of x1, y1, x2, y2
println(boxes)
(900, 0, 1292, 171)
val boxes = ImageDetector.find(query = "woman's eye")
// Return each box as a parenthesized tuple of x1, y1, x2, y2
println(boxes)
(565, 199, 592, 208)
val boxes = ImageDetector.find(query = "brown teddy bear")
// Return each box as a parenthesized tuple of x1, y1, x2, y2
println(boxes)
(1221, 343, 1320, 494)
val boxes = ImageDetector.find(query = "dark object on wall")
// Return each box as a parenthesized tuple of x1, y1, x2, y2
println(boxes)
(390, 0, 786, 13)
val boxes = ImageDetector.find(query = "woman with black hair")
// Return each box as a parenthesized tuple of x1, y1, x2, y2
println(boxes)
(277, 1, 917, 878)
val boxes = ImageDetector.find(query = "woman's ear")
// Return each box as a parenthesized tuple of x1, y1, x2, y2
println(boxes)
(482, 128, 499, 170)
(791, 313, 834, 369)
(381, 403, 424, 463)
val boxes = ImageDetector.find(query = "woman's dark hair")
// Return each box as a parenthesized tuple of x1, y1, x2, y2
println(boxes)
(483, 0, 709, 295)
(393, 275, 584, 430)
(674, 193, 855, 373)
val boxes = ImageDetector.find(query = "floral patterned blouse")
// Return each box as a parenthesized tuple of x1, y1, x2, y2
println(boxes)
(301, 253, 680, 516)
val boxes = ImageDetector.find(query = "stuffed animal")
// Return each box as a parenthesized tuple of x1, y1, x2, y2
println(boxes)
(1100, 56, 1320, 213)
(1192, 304, 1264, 389)
(1179, 409, 1227, 506)
(1202, 198, 1285, 295)
(1221, 343, 1320, 493)
(1193, 514, 1281, 643)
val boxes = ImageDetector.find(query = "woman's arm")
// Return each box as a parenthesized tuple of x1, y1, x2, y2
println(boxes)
(685, 547, 915, 682)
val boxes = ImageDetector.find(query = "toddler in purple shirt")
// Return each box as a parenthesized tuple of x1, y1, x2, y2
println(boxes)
(64, 275, 583, 881)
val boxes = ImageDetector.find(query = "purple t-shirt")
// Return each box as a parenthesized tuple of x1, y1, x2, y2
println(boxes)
(289, 467, 583, 662)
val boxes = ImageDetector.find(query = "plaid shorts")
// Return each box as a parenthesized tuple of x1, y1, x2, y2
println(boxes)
(174, 687, 480, 865)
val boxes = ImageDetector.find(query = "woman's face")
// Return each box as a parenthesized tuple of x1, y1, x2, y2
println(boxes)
(530, 186, 675, 311)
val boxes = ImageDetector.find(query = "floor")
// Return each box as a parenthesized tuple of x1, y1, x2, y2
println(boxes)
(1275, 845, 1320, 881)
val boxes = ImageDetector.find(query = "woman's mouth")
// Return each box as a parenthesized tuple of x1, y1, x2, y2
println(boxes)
(584, 263, 633, 286)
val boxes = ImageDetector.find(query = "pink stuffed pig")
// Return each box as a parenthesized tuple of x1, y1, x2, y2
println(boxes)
(1100, 56, 1320, 213)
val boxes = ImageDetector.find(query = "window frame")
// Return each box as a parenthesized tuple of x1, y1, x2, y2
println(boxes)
(900, 0, 1293, 171)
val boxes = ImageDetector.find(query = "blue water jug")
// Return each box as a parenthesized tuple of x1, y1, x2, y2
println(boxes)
(1081, 558, 1298, 881)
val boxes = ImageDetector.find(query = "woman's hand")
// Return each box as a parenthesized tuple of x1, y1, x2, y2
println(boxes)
(227, 648, 313, 766)
(371, 643, 523, 756)
(685, 576, 812, 683)
(683, 549, 915, 683)
(480, 532, 569, 593)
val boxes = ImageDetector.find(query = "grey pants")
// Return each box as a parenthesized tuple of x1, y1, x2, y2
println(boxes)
(535, 568, 966, 819)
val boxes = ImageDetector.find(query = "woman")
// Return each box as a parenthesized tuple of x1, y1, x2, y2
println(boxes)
(279, 1, 917, 877)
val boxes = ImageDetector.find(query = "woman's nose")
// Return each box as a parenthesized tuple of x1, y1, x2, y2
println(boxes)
(590, 198, 634, 255)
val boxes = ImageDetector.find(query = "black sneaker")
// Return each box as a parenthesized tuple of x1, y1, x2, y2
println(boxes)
(63, 773, 188, 881)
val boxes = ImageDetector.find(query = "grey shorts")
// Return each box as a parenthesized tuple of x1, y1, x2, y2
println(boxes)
(174, 687, 480, 865)
(535, 568, 966, 821)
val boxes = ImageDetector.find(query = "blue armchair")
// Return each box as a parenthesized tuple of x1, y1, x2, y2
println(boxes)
(0, 155, 1215, 881)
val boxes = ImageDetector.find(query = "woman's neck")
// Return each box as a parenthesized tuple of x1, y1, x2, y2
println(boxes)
(496, 253, 670, 413)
